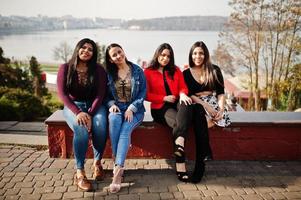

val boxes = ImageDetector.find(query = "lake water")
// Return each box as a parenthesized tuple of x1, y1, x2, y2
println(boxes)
(0, 29, 220, 67)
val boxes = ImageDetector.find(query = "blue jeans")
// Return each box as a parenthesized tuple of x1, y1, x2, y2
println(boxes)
(109, 102, 144, 167)
(63, 101, 107, 169)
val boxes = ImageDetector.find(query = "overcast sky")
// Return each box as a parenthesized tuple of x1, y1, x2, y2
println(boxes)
(0, 0, 232, 19)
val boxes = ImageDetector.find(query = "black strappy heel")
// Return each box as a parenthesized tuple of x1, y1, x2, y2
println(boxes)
(174, 144, 189, 182)
(174, 144, 185, 157)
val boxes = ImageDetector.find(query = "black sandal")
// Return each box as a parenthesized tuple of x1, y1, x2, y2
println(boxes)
(174, 144, 185, 157)
(174, 144, 189, 182)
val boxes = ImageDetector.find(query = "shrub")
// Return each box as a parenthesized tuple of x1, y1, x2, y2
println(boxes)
(0, 97, 20, 120)
(0, 87, 51, 121)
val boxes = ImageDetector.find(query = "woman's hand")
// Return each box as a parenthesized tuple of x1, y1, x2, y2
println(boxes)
(125, 109, 133, 122)
(163, 95, 177, 103)
(76, 112, 92, 132)
(213, 108, 224, 121)
(204, 104, 218, 119)
(179, 93, 192, 105)
(109, 104, 120, 113)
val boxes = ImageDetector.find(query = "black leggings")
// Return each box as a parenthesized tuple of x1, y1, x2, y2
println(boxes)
(151, 103, 192, 140)
(192, 104, 212, 161)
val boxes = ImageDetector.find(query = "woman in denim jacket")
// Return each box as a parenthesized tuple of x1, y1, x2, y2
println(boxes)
(105, 43, 146, 193)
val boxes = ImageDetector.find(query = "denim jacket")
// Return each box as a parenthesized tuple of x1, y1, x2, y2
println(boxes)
(106, 62, 146, 114)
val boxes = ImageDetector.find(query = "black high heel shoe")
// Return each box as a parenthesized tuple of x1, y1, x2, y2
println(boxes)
(174, 144, 189, 182)
(191, 160, 205, 183)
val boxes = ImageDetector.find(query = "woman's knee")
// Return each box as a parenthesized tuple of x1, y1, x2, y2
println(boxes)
(73, 126, 89, 140)
(164, 109, 177, 127)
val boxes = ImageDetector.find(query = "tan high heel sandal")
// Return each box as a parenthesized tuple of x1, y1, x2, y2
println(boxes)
(109, 166, 124, 193)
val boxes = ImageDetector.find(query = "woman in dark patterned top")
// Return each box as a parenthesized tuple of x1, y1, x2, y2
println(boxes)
(57, 38, 107, 191)
(183, 41, 228, 183)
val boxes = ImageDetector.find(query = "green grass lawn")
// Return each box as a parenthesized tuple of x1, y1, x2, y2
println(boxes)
(41, 64, 59, 73)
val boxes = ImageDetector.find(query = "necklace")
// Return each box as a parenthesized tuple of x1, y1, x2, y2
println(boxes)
(76, 67, 88, 86)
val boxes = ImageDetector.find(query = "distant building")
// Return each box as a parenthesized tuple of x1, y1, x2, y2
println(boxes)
(224, 77, 267, 111)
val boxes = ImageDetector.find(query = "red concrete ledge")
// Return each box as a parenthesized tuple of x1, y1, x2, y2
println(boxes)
(45, 110, 301, 160)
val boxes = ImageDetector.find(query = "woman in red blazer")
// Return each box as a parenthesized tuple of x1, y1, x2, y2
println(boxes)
(144, 43, 192, 182)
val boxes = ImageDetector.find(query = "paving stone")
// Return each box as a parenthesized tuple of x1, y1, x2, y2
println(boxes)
(149, 185, 168, 192)
(64, 179, 74, 187)
(1, 172, 15, 178)
(53, 180, 64, 187)
(259, 193, 274, 200)
(33, 187, 54, 194)
(63, 191, 84, 199)
(4, 195, 20, 200)
(54, 186, 68, 193)
(14, 181, 34, 188)
(67, 185, 78, 192)
(168, 185, 179, 192)
(19, 194, 41, 200)
(128, 186, 148, 194)
(282, 191, 301, 199)
(0, 188, 6, 196)
(104, 195, 118, 200)
(159, 192, 174, 199)
(268, 192, 287, 200)
(240, 194, 264, 200)
(138, 193, 160, 200)
(177, 183, 197, 191)
(41, 192, 63, 200)
(182, 190, 202, 199)
(1, 146, 301, 200)
(286, 185, 301, 192)
(3, 182, 15, 189)
(243, 188, 256, 194)
(94, 190, 108, 197)
(119, 194, 139, 200)
(253, 187, 273, 194)
(212, 195, 234, 200)
(5, 188, 21, 196)
(232, 188, 247, 195)
(1, 177, 12, 183)
(215, 188, 236, 196)
(9, 176, 24, 183)
(19, 188, 34, 195)
(202, 189, 217, 197)
(173, 191, 184, 199)
(231, 195, 244, 200)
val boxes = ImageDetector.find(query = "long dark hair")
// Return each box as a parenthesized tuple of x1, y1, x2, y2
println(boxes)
(66, 38, 98, 91)
(105, 43, 131, 81)
(148, 43, 176, 79)
(188, 41, 222, 89)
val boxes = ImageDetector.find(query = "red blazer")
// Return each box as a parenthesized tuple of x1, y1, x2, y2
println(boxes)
(144, 67, 188, 109)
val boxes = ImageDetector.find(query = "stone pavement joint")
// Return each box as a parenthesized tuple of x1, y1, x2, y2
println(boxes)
(0, 145, 301, 200)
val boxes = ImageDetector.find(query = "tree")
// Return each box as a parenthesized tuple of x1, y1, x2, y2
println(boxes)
(0, 47, 10, 64)
(0, 47, 32, 91)
(211, 43, 235, 77)
(53, 41, 73, 63)
(96, 43, 106, 66)
(29, 56, 48, 98)
(217, 0, 301, 111)
(219, 0, 266, 110)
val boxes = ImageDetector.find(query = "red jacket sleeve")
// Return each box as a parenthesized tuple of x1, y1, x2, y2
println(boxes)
(144, 69, 165, 104)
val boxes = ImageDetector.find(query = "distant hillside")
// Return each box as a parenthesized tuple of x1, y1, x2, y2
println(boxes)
(123, 16, 227, 31)
(0, 15, 228, 34)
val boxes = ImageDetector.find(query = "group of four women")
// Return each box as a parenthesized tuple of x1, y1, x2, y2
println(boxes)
(57, 38, 229, 193)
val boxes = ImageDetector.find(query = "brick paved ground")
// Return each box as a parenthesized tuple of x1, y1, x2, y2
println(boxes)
(0, 145, 301, 200)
